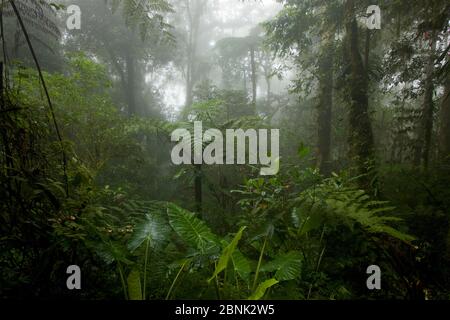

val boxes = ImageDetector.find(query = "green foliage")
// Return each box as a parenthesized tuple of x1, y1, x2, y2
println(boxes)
(167, 204, 219, 254)
(109, 0, 174, 41)
(128, 213, 170, 252)
(231, 249, 252, 282)
(248, 279, 279, 300)
(209, 226, 247, 282)
(260, 251, 302, 282)
(294, 175, 415, 243)
(2, 0, 450, 302)
(127, 269, 143, 300)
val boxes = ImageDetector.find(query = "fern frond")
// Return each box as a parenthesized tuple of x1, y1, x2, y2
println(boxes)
(295, 179, 415, 243)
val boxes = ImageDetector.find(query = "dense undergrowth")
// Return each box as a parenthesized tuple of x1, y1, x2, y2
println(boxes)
(1, 0, 450, 301)
(1, 59, 449, 300)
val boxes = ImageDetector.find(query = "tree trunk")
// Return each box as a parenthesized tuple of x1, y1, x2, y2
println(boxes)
(125, 53, 137, 116)
(250, 45, 257, 110)
(185, 1, 207, 214)
(185, 0, 205, 110)
(345, 0, 375, 187)
(365, 29, 371, 69)
(316, 33, 334, 175)
(0, 62, 3, 109)
(420, 32, 437, 168)
(266, 75, 271, 105)
(194, 164, 202, 214)
(439, 73, 450, 161)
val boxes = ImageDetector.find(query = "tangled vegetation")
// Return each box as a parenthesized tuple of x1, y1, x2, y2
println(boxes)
(1, 0, 450, 300)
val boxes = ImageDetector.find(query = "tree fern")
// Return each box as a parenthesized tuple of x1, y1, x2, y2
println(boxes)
(4, 0, 61, 40)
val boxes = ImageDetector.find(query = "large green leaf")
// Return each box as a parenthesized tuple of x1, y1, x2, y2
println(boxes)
(167, 204, 219, 253)
(208, 226, 247, 282)
(292, 205, 325, 236)
(231, 249, 252, 282)
(248, 278, 279, 300)
(90, 240, 131, 265)
(260, 251, 302, 281)
(128, 213, 170, 252)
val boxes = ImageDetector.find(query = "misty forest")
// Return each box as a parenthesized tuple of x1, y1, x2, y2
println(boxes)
(1, 0, 450, 300)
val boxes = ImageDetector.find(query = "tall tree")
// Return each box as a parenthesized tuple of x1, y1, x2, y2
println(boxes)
(264, 0, 340, 175)
(65, 0, 173, 116)
(344, 0, 375, 185)
(382, 0, 450, 167)
(420, 30, 438, 168)
(184, 0, 208, 109)
(317, 30, 334, 174)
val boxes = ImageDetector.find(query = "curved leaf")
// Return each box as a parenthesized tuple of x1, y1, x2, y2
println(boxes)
(248, 278, 279, 300)
(231, 249, 252, 282)
(208, 226, 247, 282)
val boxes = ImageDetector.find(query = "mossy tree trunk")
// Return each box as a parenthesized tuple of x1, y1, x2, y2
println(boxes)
(345, 0, 375, 188)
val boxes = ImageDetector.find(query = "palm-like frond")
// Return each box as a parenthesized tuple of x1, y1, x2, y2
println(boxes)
(294, 179, 415, 243)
